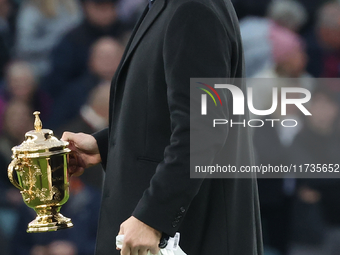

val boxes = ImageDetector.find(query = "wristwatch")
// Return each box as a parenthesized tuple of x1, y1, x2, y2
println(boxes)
(159, 233, 170, 248)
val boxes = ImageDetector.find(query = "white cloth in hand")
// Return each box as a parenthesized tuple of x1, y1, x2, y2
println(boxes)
(116, 234, 187, 255)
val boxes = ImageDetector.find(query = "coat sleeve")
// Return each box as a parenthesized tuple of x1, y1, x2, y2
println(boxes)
(132, 1, 233, 236)
(93, 128, 109, 170)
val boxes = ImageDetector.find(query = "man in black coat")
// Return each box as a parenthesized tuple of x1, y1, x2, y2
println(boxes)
(62, 0, 263, 254)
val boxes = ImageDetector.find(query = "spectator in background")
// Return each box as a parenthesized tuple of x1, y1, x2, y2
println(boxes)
(0, 0, 17, 80)
(0, 100, 32, 255)
(47, 37, 123, 129)
(305, 2, 340, 80)
(117, 0, 146, 28)
(253, 83, 309, 255)
(0, 149, 19, 255)
(240, 0, 308, 77)
(267, 0, 307, 32)
(56, 81, 111, 190)
(43, 0, 128, 101)
(289, 87, 340, 255)
(296, 0, 327, 33)
(14, 0, 82, 77)
(0, 0, 15, 43)
(249, 26, 313, 117)
(255, 24, 308, 79)
(0, 100, 32, 159)
(56, 81, 110, 137)
(0, 61, 51, 125)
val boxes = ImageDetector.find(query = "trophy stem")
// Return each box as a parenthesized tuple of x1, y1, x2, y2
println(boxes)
(27, 206, 73, 233)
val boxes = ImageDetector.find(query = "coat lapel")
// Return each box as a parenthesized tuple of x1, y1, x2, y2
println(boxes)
(120, 0, 166, 68)
(109, 0, 166, 129)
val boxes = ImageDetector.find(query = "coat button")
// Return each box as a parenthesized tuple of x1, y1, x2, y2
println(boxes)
(180, 207, 186, 213)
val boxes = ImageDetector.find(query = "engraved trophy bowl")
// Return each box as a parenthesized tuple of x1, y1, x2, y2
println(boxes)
(8, 111, 73, 233)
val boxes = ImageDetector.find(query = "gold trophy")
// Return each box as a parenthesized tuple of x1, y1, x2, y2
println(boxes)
(7, 111, 73, 233)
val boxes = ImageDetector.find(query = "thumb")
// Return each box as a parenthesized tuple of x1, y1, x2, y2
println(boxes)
(61, 131, 76, 142)
(61, 132, 79, 152)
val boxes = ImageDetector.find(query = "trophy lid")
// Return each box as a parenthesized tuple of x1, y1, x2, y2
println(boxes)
(11, 111, 70, 157)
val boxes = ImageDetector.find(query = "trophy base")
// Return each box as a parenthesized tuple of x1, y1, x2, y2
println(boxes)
(27, 210, 73, 233)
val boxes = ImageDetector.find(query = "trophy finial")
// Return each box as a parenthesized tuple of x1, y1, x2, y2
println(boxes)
(33, 111, 42, 131)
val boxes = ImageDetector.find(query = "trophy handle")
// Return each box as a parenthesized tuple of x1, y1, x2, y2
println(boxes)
(8, 158, 24, 191)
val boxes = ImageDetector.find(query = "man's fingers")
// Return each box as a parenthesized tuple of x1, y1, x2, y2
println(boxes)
(122, 243, 158, 255)
(149, 246, 160, 255)
(69, 153, 77, 162)
(62, 132, 84, 153)
(67, 141, 78, 152)
(130, 247, 139, 255)
(117, 217, 162, 255)
(69, 167, 84, 177)
(139, 249, 149, 255)
(121, 242, 130, 255)
(61, 131, 75, 142)
(67, 153, 84, 177)
(62, 132, 79, 153)
(119, 242, 158, 255)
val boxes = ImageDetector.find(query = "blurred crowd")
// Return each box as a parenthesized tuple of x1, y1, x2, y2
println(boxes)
(0, 0, 145, 254)
(237, 0, 340, 255)
(0, 0, 340, 254)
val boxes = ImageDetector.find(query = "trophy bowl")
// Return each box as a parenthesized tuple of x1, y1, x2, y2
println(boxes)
(8, 111, 73, 233)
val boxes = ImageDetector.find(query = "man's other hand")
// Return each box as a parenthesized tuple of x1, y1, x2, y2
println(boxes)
(61, 132, 101, 176)
(118, 216, 162, 255)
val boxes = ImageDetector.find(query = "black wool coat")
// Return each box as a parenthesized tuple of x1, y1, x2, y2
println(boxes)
(93, 0, 263, 254)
